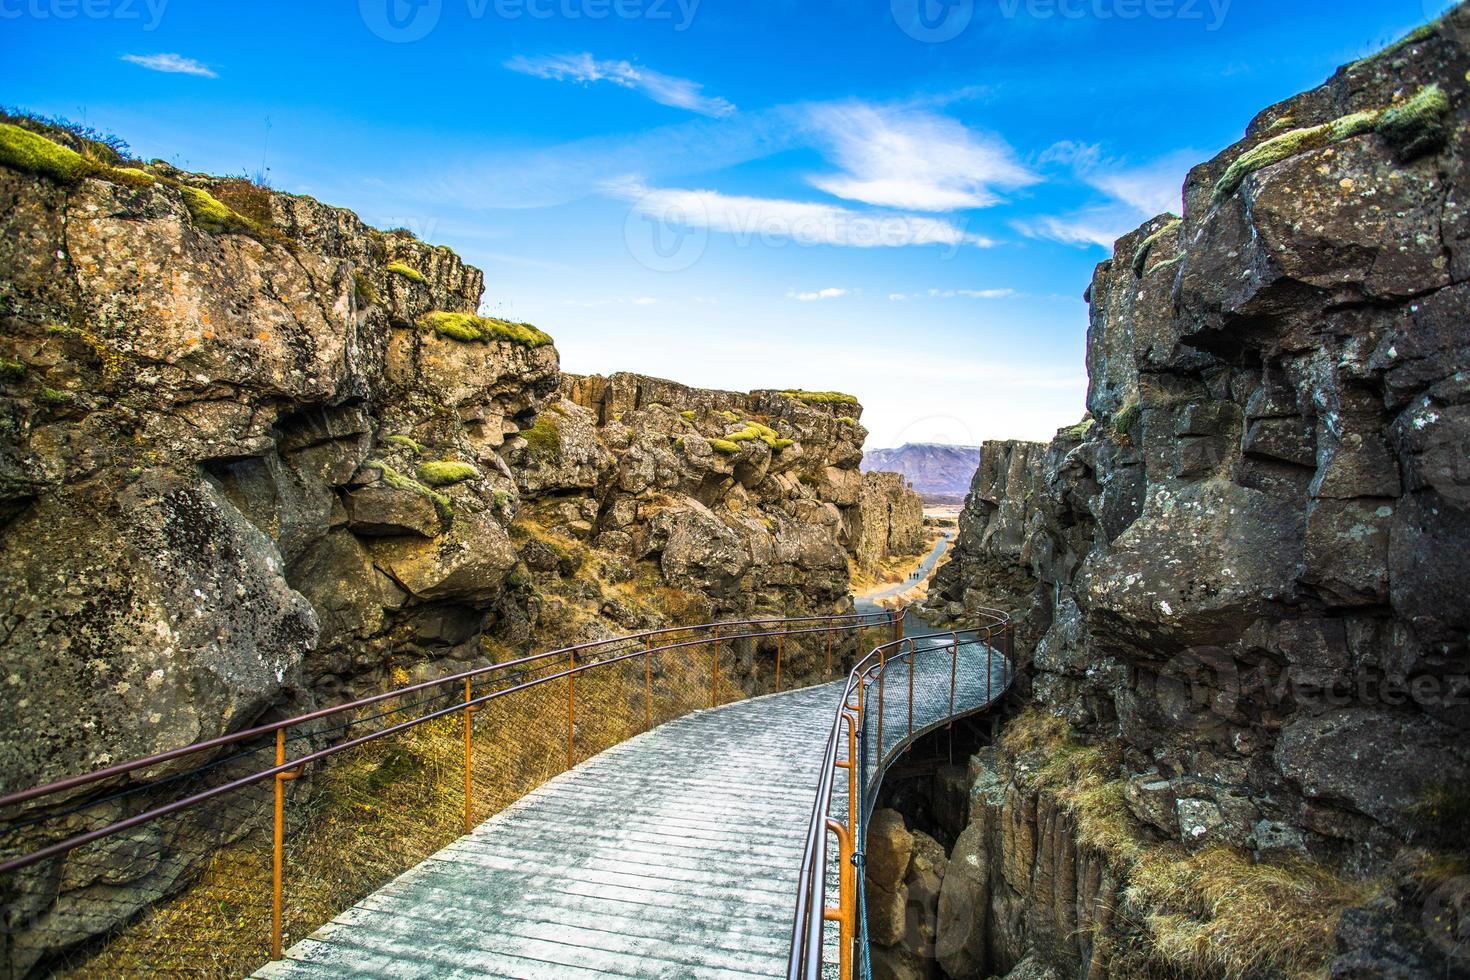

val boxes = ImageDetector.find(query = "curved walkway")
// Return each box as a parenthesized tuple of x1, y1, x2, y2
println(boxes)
(256, 632, 1005, 980)
(855, 532, 955, 610)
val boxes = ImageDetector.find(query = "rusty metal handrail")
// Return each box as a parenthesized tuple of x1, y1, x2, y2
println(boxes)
(787, 607, 1013, 980)
(0, 605, 904, 966)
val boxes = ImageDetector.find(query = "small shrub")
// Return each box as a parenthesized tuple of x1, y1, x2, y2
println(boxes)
(386, 261, 427, 285)
(416, 461, 480, 486)
(417, 312, 554, 348)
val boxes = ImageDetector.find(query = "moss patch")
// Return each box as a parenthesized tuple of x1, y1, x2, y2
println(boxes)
(1213, 85, 1452, 203)
(354, 272, 379, 308)
(679, 409, 696, 420)
(179, 185, 262, 236)
(0, 122, 92, 182)
(709, 438, 741, 454)
(519, 414, 561, 462)
(368, 459, 453, 522)
(1377, 84, 1452, 159)
(416, 461, 481, 486)
(40, 386, 73, 405)
(837, 415, 858, 426)
(1112, 400, 1141, 442)
(1058, 416, 1096, 441)
(0, 358, 25, 381)
(1131, 217, 1181, 277)
(780, 389, 860, 407)
(385, 261, 427, 285)
(417, 311, 554, 349)
(385, 434, 426, 455)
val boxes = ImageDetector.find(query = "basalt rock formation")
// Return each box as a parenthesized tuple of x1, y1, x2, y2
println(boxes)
(850, 471, 926, 572)
(0, 120, 876, 971)
(922, 9, 1470, 979)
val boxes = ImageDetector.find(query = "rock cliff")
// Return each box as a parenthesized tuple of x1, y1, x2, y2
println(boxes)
(0, 118, 877, 969)
(849, 471, 926, 572)
(921, 9, 1470, 978)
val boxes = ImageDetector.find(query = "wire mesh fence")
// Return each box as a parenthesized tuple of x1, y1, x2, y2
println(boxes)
(0, 611, 898, 979)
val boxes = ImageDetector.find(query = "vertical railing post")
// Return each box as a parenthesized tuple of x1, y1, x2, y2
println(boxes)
(776, 632, 784, 693)
(567, 649, 576, 770)
(823, 818, 855, 980)
(987, 627, 993, 703)
(907, 638, 915, 738)
(710, 625, 720, 708)
(463, 678, 483, 834)
(949, 631, 959, 721)
(826, 627, 833, 678)
(877, 648, 886, 762)
(644, 635, 653, 731)
(272, 728, 302, 961)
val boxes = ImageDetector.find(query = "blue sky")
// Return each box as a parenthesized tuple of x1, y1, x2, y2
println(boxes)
(2, 0, 1453, 446)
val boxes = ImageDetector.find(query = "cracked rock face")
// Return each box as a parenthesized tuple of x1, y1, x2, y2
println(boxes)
(926, 10, 1470, 976)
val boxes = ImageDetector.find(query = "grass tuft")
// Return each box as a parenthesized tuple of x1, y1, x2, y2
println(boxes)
(417, 311, 554, 348)
(1112, 400, 1141, 443)
(415, 460, 481, 486)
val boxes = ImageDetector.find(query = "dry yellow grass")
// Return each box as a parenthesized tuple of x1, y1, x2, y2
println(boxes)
(999, 708, 1372, 980)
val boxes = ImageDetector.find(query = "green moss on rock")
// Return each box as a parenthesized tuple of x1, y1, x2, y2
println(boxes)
(417, 311, 554, 348)
(1214, 85, 1452, 203)
(385, 261, 428, 285)
(1377, 84, 1451, 160)
(780, 389, 860, 406)
(368, 459, 453, 522)
(0, 123, 92, 182)
(385, 434, 426, 454)
(709, 438, 741, 454)
(179, 185, 261, 236)
(416, 460, 481, 486)
(0, 358, 25, 380)
(519, 414, 562, 462)
(1132, 217, 1182, 277)
(40, 386, 73, 405)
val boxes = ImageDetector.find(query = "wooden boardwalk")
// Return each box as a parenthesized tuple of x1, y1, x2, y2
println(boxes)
(256, 630, 1005, 979)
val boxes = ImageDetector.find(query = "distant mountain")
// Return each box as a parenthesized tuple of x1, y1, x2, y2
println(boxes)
(862, 443, 982, 502)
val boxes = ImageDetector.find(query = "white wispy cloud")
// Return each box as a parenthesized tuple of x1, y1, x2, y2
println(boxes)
(121, 53, 218, 78)
(609, 178, 994, 250)
(506, 53, 735, 118)
(1018, 149, 1196, 249)
(561, 296, 660, 308)
(789, 288, 848, 301)
(804, 103, 1036, 212)
(889, 288, 1018, 300)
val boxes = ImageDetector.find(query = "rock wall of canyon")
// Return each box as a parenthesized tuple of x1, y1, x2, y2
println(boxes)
(0, 119, 902, 969)
(920, 8, 1470, 978)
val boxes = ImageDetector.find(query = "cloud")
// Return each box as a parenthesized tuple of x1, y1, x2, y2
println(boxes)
(610, 178, 994, 250)
(121, 53, 217, 78)
(1017, 149, 1197, 249)
(789, 288, 848, 301)
(506, 54, 735, 118)
(890, 288, 1018, 300)
(804, 102, 1037, 212)
(561, 296, 660, 308)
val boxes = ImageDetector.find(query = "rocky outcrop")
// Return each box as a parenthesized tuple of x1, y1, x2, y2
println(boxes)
(866, 808, 949, 980)
(849, 471, 925, 571)
(924, 9, 1470, 978)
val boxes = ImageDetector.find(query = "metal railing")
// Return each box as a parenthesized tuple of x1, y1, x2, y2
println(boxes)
(0, 607, 903, 977)
(786, 609, 1013, 980)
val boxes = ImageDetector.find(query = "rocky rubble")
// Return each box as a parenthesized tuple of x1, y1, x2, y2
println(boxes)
(921, 8, 1470, 978)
